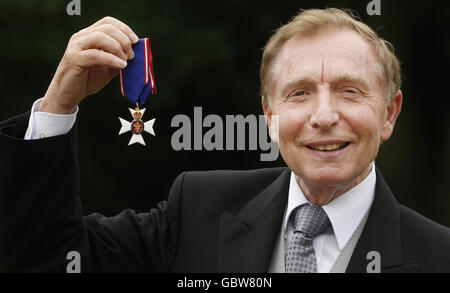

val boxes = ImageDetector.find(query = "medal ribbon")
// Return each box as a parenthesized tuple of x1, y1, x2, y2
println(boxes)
(119, 38, 156, 106)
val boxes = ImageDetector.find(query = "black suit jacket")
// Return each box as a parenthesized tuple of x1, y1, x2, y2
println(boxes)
(0, 112, 449, 273)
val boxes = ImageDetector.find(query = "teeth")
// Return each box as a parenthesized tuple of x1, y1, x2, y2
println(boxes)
(310, 143, 345, 151)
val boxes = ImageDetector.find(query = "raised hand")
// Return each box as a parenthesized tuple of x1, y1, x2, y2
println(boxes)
(40, 16, 139, 114)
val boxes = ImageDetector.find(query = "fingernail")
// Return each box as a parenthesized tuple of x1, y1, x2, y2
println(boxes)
(131, 33, 139, 43)
(128, 48, 135, 60)
(119, 60, 127, 68)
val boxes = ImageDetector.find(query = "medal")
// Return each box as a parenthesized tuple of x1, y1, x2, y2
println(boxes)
(118, 103, 155, 145)
(118, 38, 157, 146)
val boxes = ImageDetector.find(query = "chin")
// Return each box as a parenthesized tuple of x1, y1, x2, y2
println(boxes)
(302, 167, 353, 188)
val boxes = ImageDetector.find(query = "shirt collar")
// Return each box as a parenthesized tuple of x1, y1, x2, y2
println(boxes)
(284, 163, 376, 250)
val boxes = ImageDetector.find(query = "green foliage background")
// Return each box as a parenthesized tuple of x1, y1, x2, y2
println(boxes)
(0, 0, 449, 227)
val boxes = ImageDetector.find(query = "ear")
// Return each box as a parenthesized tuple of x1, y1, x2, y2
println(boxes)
(381, 90, 403, 142)
(262, 96, 279, 143)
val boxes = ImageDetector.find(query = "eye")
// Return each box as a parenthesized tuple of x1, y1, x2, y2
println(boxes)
(340, 86, 359, 94)
(293, 90, 305, 96)
(285, 89, 309, 102)
(340, 87, 361, 97)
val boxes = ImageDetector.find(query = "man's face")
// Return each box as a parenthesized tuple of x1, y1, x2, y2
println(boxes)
(264, 28, 401, 194)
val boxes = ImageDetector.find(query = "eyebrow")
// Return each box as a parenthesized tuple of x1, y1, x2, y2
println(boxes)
(280, 74, 370, 97)
(280, 76, 319, 97)
(331, 75, 370, 90)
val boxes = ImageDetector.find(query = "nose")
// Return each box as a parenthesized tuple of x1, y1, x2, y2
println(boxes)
(309, 89, 339, 129)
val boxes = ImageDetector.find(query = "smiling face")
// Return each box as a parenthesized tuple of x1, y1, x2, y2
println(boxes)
(263, 28, 402, 202)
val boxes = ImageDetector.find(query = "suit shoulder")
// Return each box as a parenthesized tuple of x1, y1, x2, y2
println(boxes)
(182, 167, 288, 197)
(399, 204, 450, 270)
(183, 167, 288, 184)
(176, 167, 288, 214)
(399, 204, 450, 237)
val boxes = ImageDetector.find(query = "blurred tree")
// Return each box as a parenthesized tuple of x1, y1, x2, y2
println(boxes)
(0, 0, 449, 226)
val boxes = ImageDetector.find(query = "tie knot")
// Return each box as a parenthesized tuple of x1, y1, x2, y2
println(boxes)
(293, 204, 331, 238)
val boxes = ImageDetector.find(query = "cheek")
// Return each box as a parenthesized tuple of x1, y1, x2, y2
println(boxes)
(343, 106, 384, 148)
(278, 107, 309, 141)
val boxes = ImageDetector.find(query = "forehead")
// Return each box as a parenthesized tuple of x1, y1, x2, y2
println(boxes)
(272, 28, 381, 92)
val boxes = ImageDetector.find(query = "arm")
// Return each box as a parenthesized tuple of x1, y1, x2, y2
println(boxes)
(0, 112, 183, 272)
(0, 17, 181, 272)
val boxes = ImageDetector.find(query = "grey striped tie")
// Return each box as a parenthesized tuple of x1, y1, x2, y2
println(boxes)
(285, 204, 331, 273)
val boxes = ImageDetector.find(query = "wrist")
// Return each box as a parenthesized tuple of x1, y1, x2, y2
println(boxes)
(39, 95, 77, 115)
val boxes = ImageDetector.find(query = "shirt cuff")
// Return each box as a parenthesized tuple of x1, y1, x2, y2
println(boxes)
(24, 98, 78, 140)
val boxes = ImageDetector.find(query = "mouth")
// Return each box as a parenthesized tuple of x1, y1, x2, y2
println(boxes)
(306, 142, 351, 152)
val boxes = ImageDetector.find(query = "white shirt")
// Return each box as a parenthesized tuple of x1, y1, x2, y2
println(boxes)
(24, 98, 78, 140)
(268, 164, 376, 273)
(26, 98, 376, 273)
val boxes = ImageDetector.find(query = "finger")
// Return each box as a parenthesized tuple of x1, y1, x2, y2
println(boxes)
(92, 16, 139, 44)
(93, 24, 135, 59)
(76, 49, 127, 69)
(95, 66, 120, 85)
(79, 31, 127, 61)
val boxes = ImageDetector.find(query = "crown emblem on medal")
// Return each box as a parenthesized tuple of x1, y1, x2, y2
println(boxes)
(132, 111, 142, 120)
(118, 103, 155, 146)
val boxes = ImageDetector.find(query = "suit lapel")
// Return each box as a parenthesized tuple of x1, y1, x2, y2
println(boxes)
(346, 168, 418, 273)
(218, 169, 290, 273)
(217, 167, 418, 273)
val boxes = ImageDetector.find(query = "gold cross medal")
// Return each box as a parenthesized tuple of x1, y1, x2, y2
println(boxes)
(117, 37, 157, 146)
(118, 103, 155, 145)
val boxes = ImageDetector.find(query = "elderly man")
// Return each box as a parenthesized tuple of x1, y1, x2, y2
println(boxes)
(0, 8, 449, 273)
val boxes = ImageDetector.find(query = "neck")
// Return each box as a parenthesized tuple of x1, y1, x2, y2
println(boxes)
(295, 164, 373, 206)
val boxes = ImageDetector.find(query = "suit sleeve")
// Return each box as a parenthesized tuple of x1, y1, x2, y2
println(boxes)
(0, 112, 183, 272)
